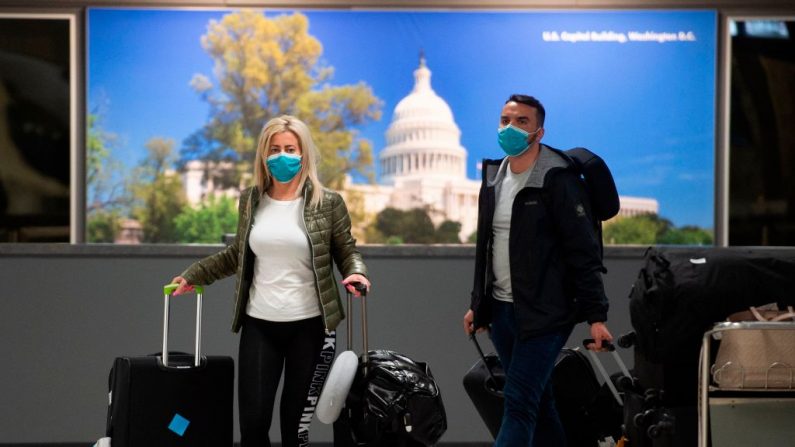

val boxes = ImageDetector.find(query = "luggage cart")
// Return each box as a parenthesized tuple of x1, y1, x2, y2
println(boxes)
(698, 321, 795, 447)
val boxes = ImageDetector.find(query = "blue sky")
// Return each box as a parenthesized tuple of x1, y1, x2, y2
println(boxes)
(88, 8, 716, 228)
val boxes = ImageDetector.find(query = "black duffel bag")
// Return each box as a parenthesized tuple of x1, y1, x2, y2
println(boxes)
(345, 349, 447, 446)
(630, 246, 795, 365)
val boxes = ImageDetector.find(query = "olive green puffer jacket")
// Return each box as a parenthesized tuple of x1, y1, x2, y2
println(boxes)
(180, 183, 367, 333)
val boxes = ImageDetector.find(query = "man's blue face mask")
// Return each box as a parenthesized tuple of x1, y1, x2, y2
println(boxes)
(497, 125, 540, 157)
(266, 153, 302, 183)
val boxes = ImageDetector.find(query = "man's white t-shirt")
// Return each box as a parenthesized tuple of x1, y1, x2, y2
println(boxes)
(492, 160, 534, 303)
(246, 195, 321, 321)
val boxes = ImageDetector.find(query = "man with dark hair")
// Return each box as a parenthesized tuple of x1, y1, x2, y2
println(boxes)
(505, 93, 546, 126)
(463, 94, 612, 446)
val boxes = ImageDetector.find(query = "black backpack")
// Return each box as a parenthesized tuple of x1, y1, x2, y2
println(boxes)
(562, 147, 620, 222)
(546, 146, 620, 260)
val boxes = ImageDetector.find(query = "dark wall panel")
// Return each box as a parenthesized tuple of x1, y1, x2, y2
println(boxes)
(0, 248, 642, 443)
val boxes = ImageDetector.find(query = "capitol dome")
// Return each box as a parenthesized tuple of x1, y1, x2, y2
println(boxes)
(380, 56, 468, 183)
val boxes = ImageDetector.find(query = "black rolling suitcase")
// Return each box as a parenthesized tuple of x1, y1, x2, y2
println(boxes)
(328, 287, 446, 446)
(462, 334, 504, 439)
(553, 346, 604, 446)
(105, 285, 234, 447)
(464, 336, 630, 446)
(554, 340, 635, 447)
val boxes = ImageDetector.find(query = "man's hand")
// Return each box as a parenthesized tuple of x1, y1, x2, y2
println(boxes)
(463, 309, 486, 335)
(586, 321, 613, 352)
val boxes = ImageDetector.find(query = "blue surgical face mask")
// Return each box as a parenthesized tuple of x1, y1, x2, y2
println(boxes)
(497, 125, 540, 157)
(266, 153, 302, 183)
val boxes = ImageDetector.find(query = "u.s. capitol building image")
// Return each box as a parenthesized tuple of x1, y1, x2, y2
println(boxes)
(181, 56, 658, 243)
(342, 57, 657, 241)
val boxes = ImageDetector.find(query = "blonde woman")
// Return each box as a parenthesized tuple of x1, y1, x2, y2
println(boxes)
(171, 115, 369, 447)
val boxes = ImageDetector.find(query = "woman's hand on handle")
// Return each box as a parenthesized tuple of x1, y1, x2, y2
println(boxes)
(342, 274, 370, 297)
(169, 276, 195, 296)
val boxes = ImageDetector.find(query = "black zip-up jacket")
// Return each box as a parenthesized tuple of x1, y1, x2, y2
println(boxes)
(470, 145, 609, 340)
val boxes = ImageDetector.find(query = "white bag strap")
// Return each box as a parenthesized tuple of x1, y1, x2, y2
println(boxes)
(750, 306, 795, 322)
(771, 307, 795, 322)
(750, 306, 766, 321)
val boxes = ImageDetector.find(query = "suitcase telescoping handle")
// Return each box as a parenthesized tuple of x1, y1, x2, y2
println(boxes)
(582, 338, 632, 405)
(162, 283, 205, 368)
(346, 282, 369, 362)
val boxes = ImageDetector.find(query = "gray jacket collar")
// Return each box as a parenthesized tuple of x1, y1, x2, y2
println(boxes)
(486, 144, 569, 189)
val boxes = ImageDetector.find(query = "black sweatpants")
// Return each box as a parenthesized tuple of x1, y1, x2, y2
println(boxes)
(238, 314, 336, 447)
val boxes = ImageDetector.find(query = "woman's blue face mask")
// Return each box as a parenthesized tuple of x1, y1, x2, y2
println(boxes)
(266, 153, 302, 183)
(497, 125, 540, 157)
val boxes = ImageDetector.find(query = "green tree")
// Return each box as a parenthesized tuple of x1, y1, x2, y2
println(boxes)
(604, 214, 713, 245)
(87, 114, 109, 190)
(386, 236, 404, 245)
(140, 137, 178, 175)
(135, 175, 186, 243)
(374, 208, 406, 241)
(371, 207, 443, 244)
(296, 87, 379, 189)
(363, 225, 386, 244)
(435, 220, 462, 243)
(86, 209, 121, 243)
(86, 113, 129, 242)
(174, 195, 238, 243)
(603, 214, 665, 245)
(189, 10, 382, 189)
(401, 209, 436, 243)
(132, 138, 187, 243)
(342, 189, 369, 242)
(658, 226, 713, 245)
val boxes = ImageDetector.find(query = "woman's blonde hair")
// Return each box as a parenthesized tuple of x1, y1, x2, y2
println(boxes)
(254, 115, 324, 208)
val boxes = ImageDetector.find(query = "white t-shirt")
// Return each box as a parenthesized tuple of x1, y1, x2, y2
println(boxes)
(492, 161, 534, 302)
(246, 195, 321, 321)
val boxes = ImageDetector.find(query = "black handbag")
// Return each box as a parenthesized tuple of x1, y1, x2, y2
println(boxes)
(347, 350, 447, 446)
(332, 288, 447, 447)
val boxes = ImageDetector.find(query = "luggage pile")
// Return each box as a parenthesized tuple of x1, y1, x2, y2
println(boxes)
(463, 247, 795, 447)
(624, 247, 795, 447)
(101, 283, 446, 446)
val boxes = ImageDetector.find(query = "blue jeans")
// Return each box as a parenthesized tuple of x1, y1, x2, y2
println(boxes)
(490, 299, 572, 447)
